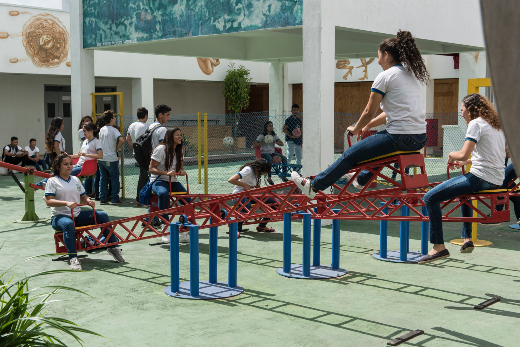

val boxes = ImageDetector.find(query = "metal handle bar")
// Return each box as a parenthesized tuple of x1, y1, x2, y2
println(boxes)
(446, 163, 465, 180)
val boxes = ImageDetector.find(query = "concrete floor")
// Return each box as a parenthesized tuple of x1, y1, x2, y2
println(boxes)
(1, 174, 519, 346)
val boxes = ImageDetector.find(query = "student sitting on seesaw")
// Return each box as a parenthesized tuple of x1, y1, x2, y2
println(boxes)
(228, 159, 278, 236)
(252, 121, 287, 185)
(45, 153, 125, 271)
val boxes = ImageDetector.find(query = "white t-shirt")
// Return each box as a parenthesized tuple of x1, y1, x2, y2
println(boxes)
(127, 121, 149, 143)
(150, 145, 179, 183)
(465, 117, 506, 186)
(55, 132, 66, 152)
(371, 65, 426, 135)
(24, 146, 39, 157)
(256, 134, 280, 154)
(99, 126, 122, 162)
(77, 138, 102, 166)
(149, 122, 167, 149)
(78, 129, 85, 142)
(4, 145, 23, 155)
(45, 175, 86, 217)
(232, 166, 258, 194)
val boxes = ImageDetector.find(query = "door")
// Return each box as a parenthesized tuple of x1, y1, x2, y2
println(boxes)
(95, 95, 117, 115)
(44, 91, 73, 153)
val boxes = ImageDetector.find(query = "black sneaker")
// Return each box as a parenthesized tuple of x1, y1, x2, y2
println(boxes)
(100, 200, 110, 205)
(95, 197, 101, 201)
(418, 249, 450, 264)
(111, 200, 124, 205)
(460, 240, 475, 253)
(267, 177, 275, 185)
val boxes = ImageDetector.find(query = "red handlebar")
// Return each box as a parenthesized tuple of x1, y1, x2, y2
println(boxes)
(346, 131, 353, 148)
(169, 173, 189, 194)
(446, 163, 465, 180)
(70, 203, 97, 228)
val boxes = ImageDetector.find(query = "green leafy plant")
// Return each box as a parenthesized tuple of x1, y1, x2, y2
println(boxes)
(222, 63, 252, 137)
(0, 246, 103, 346)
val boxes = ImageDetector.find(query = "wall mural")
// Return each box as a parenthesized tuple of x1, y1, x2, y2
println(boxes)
(336, 58, 376, 81)
(197, 58, 220, 75)
(83, 0, 303, 49)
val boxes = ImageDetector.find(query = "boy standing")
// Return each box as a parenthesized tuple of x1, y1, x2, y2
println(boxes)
(148, 104, 171, 149)
(98, 110, 125, 205)
(25, 138, 48, 171)
(3, 136, 28, 168)
(282, 104, 303, 166)
(126, 107, 150, 206)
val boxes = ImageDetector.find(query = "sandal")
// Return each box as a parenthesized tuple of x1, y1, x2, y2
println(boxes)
(256, 226, 276, 232)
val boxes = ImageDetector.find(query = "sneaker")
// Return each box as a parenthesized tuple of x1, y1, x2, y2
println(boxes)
(100, 200, 110, 205)
(69, 257, 82, 270)
(135, 201, 143, 207)
(267, 177, 275, 186)
(256, 226, 276, 232)
(162, 235, 170, 243)
(95, 197, 100, 201)
(111, 200, 124, 205)
(106, 247, 125, 263)
(179, 232, 190, 243)
(291, 171, 317, 199)
(343, 173, 363, 190)
(460, 240, 475, 253)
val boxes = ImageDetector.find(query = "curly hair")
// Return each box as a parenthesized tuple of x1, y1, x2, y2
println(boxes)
(45, 117, 63, 153)
(78, 115, 93, 130)
(379, 30, 430, 85)
(239, 158, 272, 187)
(462, 93, 501, 130)
(52, 153, 71, 177)
(162, 127, 184, 173)
(262, 121, 277, 136)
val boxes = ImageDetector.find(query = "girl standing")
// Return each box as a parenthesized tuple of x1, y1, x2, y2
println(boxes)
(44, 117, 66, 165)
(252, 121, 287, 185)
(292, 30, 428, 197)
(419, 94, 506, 263)
(78, 115, 94, 142)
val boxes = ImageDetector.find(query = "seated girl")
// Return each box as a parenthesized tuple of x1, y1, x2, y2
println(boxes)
(252, 121, 287, 185)
(419, 94, 506, 263)
(228, 159, 278, 235)
(45, 153, 124, 271)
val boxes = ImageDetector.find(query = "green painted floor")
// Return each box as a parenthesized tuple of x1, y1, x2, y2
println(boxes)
(1, 174, 520, 346)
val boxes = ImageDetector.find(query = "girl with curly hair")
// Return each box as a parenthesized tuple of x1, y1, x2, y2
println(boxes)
(293, 30, 429, 197)
(419, 94, 506, 263)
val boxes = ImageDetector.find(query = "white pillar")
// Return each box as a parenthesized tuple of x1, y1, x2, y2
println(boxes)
(132, 77, 154, 118)
(269, 62, 288, 136)
(302, 0, 335, 177)
(70, 0, 94, 153)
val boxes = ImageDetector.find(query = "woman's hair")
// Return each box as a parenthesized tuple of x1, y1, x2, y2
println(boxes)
(239, 158, 272, 187)
(262, 121, 276, 136)
(52, 153, 71, 177)
(45, 117, 64, 153)
(94, 117, 106, 139)
(462, 93, 501, 130)
(82, 121, 99, 138)
(379, 30, 430, 85)
(102, 110, 114, 125)
(78, 115, 93, 130)
(162, 127, 184, 173)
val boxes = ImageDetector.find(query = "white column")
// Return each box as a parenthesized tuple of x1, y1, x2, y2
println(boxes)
(302, 0, 335, 177)
(269, 62, 287, 135)
(132, 77, 154, 118)
(70, 0, 94, 153)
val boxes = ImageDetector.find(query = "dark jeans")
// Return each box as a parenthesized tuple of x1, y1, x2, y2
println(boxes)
(151, 180, 191, 221)
(136, 164, 149, 202)
(424, 172, 500, 244)
(261, 152, 287, 178)
(28, 155, 48, 171)
(496, 163, 520, 219)
(99, 161, 120, 202)
(311, 131, 426, 191)
(4, 155, 27, 168)
(51, 210, 118, 259)
(235, 197, 277, 231)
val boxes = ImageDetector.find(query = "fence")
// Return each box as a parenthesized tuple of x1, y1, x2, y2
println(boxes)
(118, 112, 470, 198)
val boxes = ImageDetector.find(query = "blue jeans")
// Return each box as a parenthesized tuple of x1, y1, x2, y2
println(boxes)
(51, 210, 118, 259)
(151, 180, 191, 221)
(94, 165, 100, 198)
(261, 152, 288, 177)
(37, 164, 83, 187)
(99, 161, 120, 202)
(235, 197, 277, 231)
(496, 163, 520, 219)
(311, 131, 427, 191)
(28, 155, 48, 171)
(424, 172, 500, 244)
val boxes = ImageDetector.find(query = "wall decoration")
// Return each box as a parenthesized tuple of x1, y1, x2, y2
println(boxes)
(9, 10, 31, 16)
(197, 57, 220, 75)
(336, 60, 354, 80)
(356, 58, 375, 81)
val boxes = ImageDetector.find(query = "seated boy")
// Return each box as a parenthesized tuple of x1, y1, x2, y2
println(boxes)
(25, 138, 48, 171)
(3, 136, 27, 169)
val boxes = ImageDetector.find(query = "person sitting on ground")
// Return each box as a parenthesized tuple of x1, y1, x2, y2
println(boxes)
(419, 94, 506, 263)
(283, 104, 303, 166)
(45, 117, 66, 166)
(252, 121, 287, 185)
(78, 115, 93, 142)
(228, 158, 278, 236)
(98, 110, 124, 205)
(45, 153, 125, 271)
(292, 30, 428, 197)
(25, 138, 47, 172)
(3, 136, 28, 169)
(126, 107, 150, 207)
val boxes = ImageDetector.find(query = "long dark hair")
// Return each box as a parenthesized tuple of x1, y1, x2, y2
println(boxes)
(163, 127, 183, 172)
(82, 121, 99, 139)
(52, 153, 71, 177)
(238, 159, 272, 187)
(262, 121, 276, 136)
(94, 116, 105, 139)
(462, 93, 501, 130)
(78, 115, 93, 130)
(45, 117, 63, 153)
(379, 30, 430, 85)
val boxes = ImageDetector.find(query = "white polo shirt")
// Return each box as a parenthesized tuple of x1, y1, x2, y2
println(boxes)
(4, 145, 23, 155)
(148, 122, 167, 149)
(77, 138, 102, 166)
(55, 132, 66, 152)
(232, 166, 258, 194)
(256, 134, 280, 154)
(45, 175, 86, 217)
(128, 121, 149, 143)
(99, 126, 122, 162)
(24, 146, 39, 157)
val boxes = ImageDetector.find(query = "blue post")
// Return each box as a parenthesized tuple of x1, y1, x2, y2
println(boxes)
(400, 205, 409, 261)
(421, 206, 429, 255)
(313, 208, 321, 266)
(209, 218, 218, 284)
(228, 222, 238, 288)
(380, 202, 388, 258)
(302, 213, 311, 277)
(332, 209, 341, 270)
(283, 213, 292, 273)
(189, 225, 199, 297)
(170, 223, 180, 293)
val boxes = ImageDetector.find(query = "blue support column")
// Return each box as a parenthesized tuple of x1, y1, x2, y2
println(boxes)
(302, 213, 311, 277)
(421, 206, 429, 255)
(332, 209, 341, 270)
(228, 222, 238, 288)
(400, 205, 409, 261)
(283, 213, 292, 274)
(170, 223, 180, 293)
(312, 211, 321, 267)
(380, 202, 388, 259)
(189, 225, 199, 297)
(209, 218, 218, 284)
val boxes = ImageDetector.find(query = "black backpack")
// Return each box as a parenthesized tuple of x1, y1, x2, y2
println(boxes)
(2, 144, 18, 162)
(133, 124, 163, 169)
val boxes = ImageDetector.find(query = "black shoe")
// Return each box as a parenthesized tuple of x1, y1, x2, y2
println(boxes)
(267, 177, 275, 185)
(95, 197, 101, 201)
(418, 249, 450, 264)
(111, 200, 124, 205)
(100, 200, 110, 205)
(460, 240, 474, 253)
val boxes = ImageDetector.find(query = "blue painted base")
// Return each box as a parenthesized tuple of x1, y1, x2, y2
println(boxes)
(276, 264, 348, 279)
(509, 224, 520, 231)
(372, 250, 425, 264)
(164, 281, 244, 300)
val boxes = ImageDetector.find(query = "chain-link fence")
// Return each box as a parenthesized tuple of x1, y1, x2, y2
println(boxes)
(116, 112, 469, 198)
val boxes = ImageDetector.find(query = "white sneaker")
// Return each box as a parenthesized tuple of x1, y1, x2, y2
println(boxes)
(344, 173, 364, 190)
(69, 257, 82, 271)
(291, 171, 317, 199)
(179, 232, 190, 243)
(162, 235, 170, 243)
(106, 247, 125, 263)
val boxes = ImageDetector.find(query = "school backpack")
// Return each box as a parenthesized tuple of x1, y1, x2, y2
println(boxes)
(133, 124, 163, 169)
(2, 144, 18, 162)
